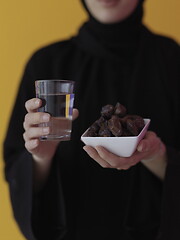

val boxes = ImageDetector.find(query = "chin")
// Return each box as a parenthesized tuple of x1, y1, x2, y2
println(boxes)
(95, 10, 127, 24)
(85, 0, 139, 24)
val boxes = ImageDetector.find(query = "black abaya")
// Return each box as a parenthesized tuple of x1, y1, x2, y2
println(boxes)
(3, 2, 180, 240)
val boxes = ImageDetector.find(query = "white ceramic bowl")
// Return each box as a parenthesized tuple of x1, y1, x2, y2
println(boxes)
(81, 119, 151, 157)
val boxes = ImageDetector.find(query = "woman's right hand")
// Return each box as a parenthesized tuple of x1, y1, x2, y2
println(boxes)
(23, 98, 79, 190)
(24, 98, 59, 163)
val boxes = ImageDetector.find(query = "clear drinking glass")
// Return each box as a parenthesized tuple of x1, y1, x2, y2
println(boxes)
(35, 79, 75, 141)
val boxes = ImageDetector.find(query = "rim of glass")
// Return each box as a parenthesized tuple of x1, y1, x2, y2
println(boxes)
(35, 79, 74, 83)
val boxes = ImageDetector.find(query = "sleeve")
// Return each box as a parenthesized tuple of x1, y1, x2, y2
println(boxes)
(158, 147, 180, 240)
(158, 40, 180, 240)
(3, 54, 67, 240)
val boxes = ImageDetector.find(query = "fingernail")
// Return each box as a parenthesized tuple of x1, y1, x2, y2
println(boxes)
(83, 146, 88, 152)
(83, 146, 92, 154)
(43, 127, 49, 134)
(42, 114, 50, 122)
(95, 146, 103, 152)
(32, 139, 38, 147)
(137, 144, 143, 152)
(138, 143, 148, 152)
(35, 99, 40, 105)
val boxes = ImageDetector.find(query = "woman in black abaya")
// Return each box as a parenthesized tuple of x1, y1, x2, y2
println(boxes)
(3, 0, 180, 240)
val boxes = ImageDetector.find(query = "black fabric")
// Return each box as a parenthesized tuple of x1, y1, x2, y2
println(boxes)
(80, 0, 144, 56)
(3, 2, 180, 240)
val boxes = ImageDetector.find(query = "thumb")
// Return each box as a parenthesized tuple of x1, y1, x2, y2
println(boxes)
(137, 139, 149, 152)
(72, 108, 79, 121)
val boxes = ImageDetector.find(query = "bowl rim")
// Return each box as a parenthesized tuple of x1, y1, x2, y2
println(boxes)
(81, 118, 151, 139)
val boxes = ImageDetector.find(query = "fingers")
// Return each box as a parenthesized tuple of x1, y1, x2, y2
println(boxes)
(96, 146, 135, 169)
(136, 131, 166, 164)
(23, 126, 50, 141)
(83, 146, 112, 168)
(25, 98, 42, 113)
(24, 99, 79, 139)
(72, 108, 79, 121)
(82, 131, 162, 170)
(25, 98, 78, 121)
(83, 129, 165, 170)
(24, 139, 40, 154)
(137, 131, 160, 153)
(23, 112, 50, 129)
(24, 98, 51, 142)
(95, 146, 129, 169)
(24, 107, 78, 137)
(23, 98, 79, 157)
(83, 145, 131, 170)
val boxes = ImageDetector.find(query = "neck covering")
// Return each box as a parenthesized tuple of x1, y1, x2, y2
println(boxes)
(80, 0, 144, 56)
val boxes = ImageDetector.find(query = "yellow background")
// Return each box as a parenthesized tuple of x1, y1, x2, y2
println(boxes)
(0, 0, 179, 239)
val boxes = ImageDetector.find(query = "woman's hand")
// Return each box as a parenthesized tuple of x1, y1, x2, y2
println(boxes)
(83, 131, 167, 180)
(23, 98, 79, 190)
(23, 98, 79, 161)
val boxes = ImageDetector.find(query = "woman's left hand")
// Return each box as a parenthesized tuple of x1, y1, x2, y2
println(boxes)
(83, 131, 167, 179)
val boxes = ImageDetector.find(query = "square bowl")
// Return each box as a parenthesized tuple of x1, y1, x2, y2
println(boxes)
(81, 119, 151, 157)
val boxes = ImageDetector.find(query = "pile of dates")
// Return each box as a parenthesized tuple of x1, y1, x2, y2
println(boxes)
(85, 102, 145, 137)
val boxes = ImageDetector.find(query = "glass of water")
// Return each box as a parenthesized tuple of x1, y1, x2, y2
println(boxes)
(35, 79, 75, 141)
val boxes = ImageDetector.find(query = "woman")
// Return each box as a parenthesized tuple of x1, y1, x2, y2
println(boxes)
(3, 0, 180, 239)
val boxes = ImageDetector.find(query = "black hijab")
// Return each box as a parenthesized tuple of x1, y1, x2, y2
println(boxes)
(79, 0, 145, 57)
(73, 0, 149, 118)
